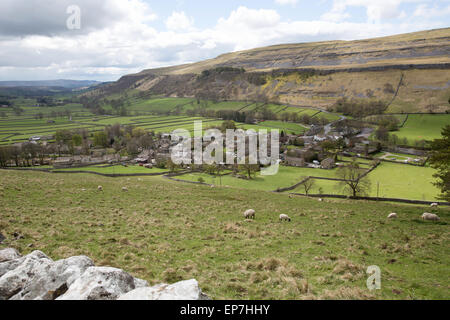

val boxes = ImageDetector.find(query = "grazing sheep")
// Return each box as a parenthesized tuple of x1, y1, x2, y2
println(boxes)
(388, 213, 398, 219)
(279, 214, 292, 222)
(244, 209, 256, 220)
(318, 198, 323, 202)
(430, 203, 439, 208)
(98, 186, 103, 191)
(122, 187, 129, 192)
(422, 212, 440, 221)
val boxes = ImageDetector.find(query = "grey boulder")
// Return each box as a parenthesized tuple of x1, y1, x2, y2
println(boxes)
(118, 279, 209, 300)
(57, 267, 138, 300)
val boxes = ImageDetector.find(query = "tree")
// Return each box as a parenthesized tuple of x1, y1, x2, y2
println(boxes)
(93, 131, 108, 147)
(429, 125, 450, 201)
(239, 157, 259, 179)
(0, 146, 11, 167)
(337, 159, 371, 197)
(300, 177, 315, 196)
(72, 134, 82, 147)
(167, 159, 178, 173)
(375, 126, 389, 141)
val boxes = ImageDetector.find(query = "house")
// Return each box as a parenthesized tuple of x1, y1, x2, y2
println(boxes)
(285, 156, 305, 167)
(314, 134, 327, 142)
(321, 158, 336, 169)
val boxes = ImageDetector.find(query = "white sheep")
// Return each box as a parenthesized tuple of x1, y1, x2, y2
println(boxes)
(422, 212, 440, 221)
(122, 187, 129, 192)
(279, 214, 292, 222)
(388, 213, 398, 219)
(98, 186, 103, 191)
(318, 198, 323, 202)
(430, 203, 439, 208)
(244, 209, 256, 220)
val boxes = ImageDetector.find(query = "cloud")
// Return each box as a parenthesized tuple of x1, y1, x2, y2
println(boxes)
(321, 0, 423, 23)
(166, 11, 194, 31)
(275, 0, 299, 6)
(0, 1, 447, 81)
(0, 0, 157, 37)
(413, 4, 450, 18)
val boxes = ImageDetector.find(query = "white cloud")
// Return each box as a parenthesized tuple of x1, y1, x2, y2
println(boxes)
(321, 0, 424, 23)
(413, 4, 450, 18)
(0, 1, 447, 81)
(166, 11, 194, 31)
(275, 0, 299, 6)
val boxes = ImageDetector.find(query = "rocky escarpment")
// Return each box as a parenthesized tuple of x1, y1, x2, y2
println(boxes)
(86, 28, 450, 113)
(0, 248, 209, 301)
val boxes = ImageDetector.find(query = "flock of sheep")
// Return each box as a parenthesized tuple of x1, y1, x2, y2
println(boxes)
(245, 202, 441, 223)
(98, 185, 442, 223)
(388, 202, 441, 221)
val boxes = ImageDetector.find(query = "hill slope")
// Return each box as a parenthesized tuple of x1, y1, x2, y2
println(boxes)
(91, 28, 450, 113)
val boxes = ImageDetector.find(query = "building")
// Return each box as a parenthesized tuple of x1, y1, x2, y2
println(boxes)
(321, 158, 336, 169)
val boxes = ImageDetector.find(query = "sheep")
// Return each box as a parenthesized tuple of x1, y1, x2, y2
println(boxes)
(98, 186, 103, 191)
(279, 214, 292, 222)
(318, 198, 323, 202)
(387, 213, 398, 219)
(243, 209, 256, 220)
(122, 187, 129, 192)
(422, 212, 440, 221)
(430, 203, 439, 208)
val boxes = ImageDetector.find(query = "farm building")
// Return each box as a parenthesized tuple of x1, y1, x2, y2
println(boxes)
(285, 156, 306, 167)
(321, 158, 336, 169)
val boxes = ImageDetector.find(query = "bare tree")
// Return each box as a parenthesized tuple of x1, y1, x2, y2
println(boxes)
(300, 177, 315, 195)
(337, 160, 371, 197)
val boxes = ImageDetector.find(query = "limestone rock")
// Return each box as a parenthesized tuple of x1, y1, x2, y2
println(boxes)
(9, 255, 94, 300)
(0, 248, 21, 263)
(118, 279, 209, 300)
(57, 267, 137, 300)
(0, 251, 52, 300)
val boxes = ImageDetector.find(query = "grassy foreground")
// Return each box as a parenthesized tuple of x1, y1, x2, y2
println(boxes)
(0, 170, 449, 300)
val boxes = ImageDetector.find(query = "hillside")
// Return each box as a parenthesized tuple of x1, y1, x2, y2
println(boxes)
(0, 169, 448, 299)
(90, 28, 450, 113)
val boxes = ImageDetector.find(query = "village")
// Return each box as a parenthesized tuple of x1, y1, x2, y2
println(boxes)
(0, 116, 428, 178)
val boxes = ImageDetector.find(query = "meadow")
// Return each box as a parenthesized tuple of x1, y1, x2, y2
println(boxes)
(174, 161, 441, 201)
(0, 169, 448, 300)
(0, 97, 330, 145)
(394, 114, 450, 142)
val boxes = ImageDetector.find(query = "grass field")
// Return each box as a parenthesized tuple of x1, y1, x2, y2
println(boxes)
(0, 169, 448, 300)
(394, 114, 450, 142)
(178, 166, 341, 192)
(0, 96, 344, 145)
(174, 160, 440, 201)
(54, 165, 171, 175)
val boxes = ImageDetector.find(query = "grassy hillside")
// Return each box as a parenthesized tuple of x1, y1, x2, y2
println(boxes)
(88, 28, 450, 113)
(0, 170, 448, 300)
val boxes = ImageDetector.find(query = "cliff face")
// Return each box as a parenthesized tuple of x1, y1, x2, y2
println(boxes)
(91, 28, 450, 113)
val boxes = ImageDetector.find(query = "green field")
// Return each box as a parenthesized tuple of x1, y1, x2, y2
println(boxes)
(1, 169, 448, 300)
(394, 114, 450, 142)
(1, 96, 334, 144)
(178, 166, 340, 192)
(54, 165, 171, 175)
(174, 161, 440, 201)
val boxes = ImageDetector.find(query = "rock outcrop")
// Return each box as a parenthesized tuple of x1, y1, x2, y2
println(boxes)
(0, 248, 209, 300)
(119, 279, 210, 301)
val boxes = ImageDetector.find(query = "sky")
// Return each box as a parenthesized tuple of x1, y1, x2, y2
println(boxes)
(0, 0, 448, 81)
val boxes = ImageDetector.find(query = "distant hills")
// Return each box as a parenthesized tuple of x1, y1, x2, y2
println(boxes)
(0, 80, 101, 90)
(90, 28, 450, 113)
